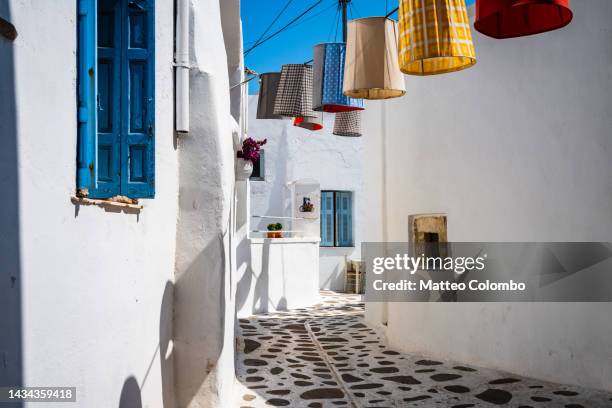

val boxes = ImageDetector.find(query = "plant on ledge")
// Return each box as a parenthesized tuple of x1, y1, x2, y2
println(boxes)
(236, 137, 267, 180)
(237, 137, 267, 163)
(267, 223, 283, 238)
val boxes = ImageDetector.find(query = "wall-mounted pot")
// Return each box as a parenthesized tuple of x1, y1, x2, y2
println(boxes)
(235, 158, 253, 180)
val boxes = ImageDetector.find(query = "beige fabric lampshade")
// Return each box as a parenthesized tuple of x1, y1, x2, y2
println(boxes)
(343, 17, 406, 100)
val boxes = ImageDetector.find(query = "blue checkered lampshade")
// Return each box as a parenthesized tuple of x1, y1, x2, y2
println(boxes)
(313, 43, 364, 113)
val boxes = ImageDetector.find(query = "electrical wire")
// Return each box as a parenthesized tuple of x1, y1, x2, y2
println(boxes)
(243, 0, 324, 55)
(333, 3, 341, 41)
(386, 6, 399, 18)
(244, 0, 295, 57)
(327, 3, 340, 41)
(283, 1, 338, 34)
(350, 1, 361, 18)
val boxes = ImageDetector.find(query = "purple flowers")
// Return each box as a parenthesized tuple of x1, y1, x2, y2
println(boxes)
(237, 137, 267, 163)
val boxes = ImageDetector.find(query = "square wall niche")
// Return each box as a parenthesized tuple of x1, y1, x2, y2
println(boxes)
(409, 214, 448, 258)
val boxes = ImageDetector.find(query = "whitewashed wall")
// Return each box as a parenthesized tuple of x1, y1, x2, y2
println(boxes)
(245, 95, 364, 292)
(0, 1, 178, 407)
(362, 0, 612, 392)
(0, 1, 242, 407)
(172, 0, 241, 407)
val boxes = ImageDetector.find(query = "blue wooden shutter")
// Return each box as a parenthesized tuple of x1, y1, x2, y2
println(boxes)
(76, 0, 97, 194)
(320, 192, 334, 246)
(92, 0, 121, 197)
(122, 0, 155, 198)
(336, 191, 353, 246)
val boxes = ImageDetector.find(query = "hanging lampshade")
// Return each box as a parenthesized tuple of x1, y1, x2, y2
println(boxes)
(343, 17, 406, 100)
(474, 0, 573, 39)
(273, 64, 317, 118)
(398, 0, 476, 76)
(293, 113, 323, 131)
(256, 73, 283, 120)
(313, 43, 364, 112)
(333, 111, 361, 137)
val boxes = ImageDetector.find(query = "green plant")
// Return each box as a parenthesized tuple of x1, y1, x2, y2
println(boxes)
(267, 223, 282, 231)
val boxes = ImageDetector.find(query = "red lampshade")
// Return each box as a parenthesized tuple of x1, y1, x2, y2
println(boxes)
(293, 115, 323, 131)
(474, 0, 573, 39)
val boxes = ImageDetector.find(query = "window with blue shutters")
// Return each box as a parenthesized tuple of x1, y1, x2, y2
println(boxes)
(77, 0, 155, 199)
(320, 191, 353, 247)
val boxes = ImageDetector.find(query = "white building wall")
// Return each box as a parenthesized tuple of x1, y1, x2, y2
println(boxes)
(172, 0, 241, 406)
(0, 1, 242, 407)
(362, 0, 612, 391)
(245, 95, 364, 292)
(0, 1, 178, 407)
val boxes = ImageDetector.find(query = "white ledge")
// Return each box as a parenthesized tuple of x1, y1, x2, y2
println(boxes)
(249, 237, 321, 245)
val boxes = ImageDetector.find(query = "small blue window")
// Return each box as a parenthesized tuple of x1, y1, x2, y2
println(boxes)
(77, 0, 155, 199)
(320, 191, 353, 247)
(250, 150, 265, 181)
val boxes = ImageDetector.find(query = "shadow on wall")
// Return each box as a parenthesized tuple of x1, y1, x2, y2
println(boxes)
(119, 376, 142, 408)
(0, 4, 23, 408)
(173, 235, 228, 407)
(160, 281, 175, 408)
(258, 123, 290, 232)
(236, 235, 268, 314)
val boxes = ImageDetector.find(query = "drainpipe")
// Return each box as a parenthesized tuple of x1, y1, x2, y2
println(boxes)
(175, 0, 189, 133)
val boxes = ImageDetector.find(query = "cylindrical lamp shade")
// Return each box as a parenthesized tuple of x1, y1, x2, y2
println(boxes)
(398, 0, 476, 76)
(333, 111, 361, 137)
(273, 64, 317, 118)
(256, 73, 283, 119)
(313, 43, 364, 112)
(474, 0, 573, 39)
(293, 113, 323, 131)
(343, 17, 406, 100)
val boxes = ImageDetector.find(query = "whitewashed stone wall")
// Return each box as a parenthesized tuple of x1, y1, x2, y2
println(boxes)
(362, 0, 612, 392)
(244, 95, 364, 293)
(0, 1, 242, 407)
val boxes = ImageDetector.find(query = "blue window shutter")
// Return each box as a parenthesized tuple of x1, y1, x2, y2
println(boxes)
(91, 0, 121, 198)
(76, 0, 97, 194)
(122, 0, 155, 198)
(320, 192, 334, 246)
(336, 191, 353, 246)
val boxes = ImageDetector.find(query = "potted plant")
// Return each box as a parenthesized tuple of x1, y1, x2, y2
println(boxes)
(266, 223, 283, 238)
(299, 197, 314, 213)
(236, 137, 267, 180)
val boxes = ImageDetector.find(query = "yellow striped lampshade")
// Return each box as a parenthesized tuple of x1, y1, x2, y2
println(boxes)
(398, 0, 476, 75)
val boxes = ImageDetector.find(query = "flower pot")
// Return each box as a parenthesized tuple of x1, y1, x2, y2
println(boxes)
(275, 231, 283, 238)
(235, 158, 253, 180)
(267, 231, 276, 238)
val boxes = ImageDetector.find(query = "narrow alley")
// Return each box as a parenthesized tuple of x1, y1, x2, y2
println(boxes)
(236, 293, 612, 407)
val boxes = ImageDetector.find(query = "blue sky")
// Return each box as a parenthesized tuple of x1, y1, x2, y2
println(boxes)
(241, 0, 475, 94)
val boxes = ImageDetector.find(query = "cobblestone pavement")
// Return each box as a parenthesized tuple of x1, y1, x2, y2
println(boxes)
(235, 292, 612, 407)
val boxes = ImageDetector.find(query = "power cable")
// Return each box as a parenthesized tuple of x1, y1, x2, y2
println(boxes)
(243, 0, 324, 55)
(244, 0, 295, 57)
(285, 1, 338, 33)
(386, 6, 399, 18)
(327, 3, 340, 41)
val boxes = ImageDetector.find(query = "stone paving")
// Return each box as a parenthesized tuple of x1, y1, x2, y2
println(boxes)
(235, 291, 612, 407)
